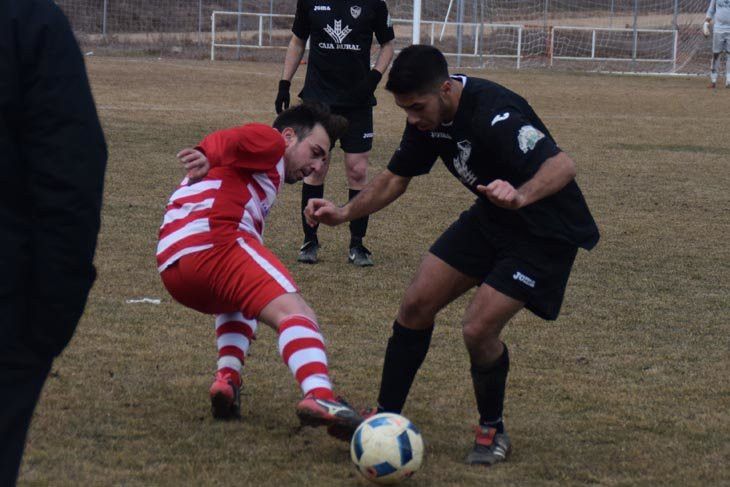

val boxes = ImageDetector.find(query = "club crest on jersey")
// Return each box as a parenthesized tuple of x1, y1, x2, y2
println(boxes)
(324, 19, 353, 44)
(454, 140, 478, 186)
(350, 5, 362, 18)
(517, 125, 545, 154)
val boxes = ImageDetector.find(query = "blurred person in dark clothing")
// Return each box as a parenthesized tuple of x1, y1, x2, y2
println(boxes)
(0, 1, 107, 484)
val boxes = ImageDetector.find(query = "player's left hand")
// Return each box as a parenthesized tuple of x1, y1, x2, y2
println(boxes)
(476, 180, 526, 210)
(177, 148, 210, 183)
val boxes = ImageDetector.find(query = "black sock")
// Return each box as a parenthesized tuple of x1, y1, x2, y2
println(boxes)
(377, 321, 434, 413)
(471, 344, 509, 433)
(301, 183, 323, 244)
(348, 189, 369, 248)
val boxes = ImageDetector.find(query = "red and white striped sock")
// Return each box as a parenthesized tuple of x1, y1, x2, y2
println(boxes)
(277, 315, 334, 400)
(215, 312, 257, 386)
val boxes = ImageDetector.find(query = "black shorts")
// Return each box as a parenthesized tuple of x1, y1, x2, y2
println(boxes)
(429, 202, 578, 320)
(330, 106, 374, 153)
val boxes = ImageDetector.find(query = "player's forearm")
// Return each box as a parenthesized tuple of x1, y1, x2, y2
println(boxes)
(281, 36, 306, 81)
(517, 151, 576, 207)
(373, 41, 395, 75)
(342, 169, 410, 221)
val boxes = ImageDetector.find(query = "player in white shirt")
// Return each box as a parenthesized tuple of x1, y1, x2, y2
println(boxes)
(704, 0, 730, 88)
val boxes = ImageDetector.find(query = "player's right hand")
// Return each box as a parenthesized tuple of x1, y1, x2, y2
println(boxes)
(304, 198, 346, 227)
(177, 148, 210, 184)
(703, 20, 711, 38)
(275, 80, 291, 114)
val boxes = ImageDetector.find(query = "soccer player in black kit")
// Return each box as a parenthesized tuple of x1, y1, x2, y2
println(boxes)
(276, 0, 394, 266)
(305, 45, 600, 466)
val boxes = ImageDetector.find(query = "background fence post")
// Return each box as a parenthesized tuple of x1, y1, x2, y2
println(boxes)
(236, 0, 243, 60)
(632, 0, 638, 65)
(456, 0, 464, 67)
(197, 0, 203, 45)
(102, 0, 108, 38)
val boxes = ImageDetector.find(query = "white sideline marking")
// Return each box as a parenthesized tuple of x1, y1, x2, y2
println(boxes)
(125, 297, 162, 304)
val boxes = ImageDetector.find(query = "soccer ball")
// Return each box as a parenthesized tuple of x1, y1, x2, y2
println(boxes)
(350, 413, 424, 484)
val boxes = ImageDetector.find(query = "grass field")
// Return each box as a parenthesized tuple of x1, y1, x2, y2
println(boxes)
(18, 57, 729, 486)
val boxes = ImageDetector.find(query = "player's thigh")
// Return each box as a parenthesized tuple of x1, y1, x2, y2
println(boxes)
(332, 106, 373, 154)
(177, 236, 299, 318)
(398, 204, 502, 327)
(462, 284, 524, 340)
(398, 206, 493, 328)
(398, 253, 481, 329)
(483, 237, 578, 321)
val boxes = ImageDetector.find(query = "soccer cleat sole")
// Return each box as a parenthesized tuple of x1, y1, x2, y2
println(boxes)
(465, 444, 512, 466)
(347, 254, 374, 267)
(296, 403, 362, 441)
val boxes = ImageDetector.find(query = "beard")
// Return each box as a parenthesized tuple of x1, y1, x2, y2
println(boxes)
(284, 172, 299, 184)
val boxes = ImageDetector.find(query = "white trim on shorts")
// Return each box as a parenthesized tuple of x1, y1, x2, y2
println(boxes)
(236, 237, 297, 293)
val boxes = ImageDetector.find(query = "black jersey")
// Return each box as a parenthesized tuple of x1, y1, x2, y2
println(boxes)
(388, 76, 599, 250)
(292, 0, 394, 108)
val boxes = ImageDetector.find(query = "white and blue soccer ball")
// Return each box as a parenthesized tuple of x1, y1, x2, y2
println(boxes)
(350, 413, 424, 484)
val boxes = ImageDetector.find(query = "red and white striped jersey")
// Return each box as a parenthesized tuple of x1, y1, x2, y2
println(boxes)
(156, 123, 286, 272)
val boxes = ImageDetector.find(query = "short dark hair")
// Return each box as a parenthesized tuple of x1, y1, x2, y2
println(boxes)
(385, 45, 450, 95)
(272, 101, 347, 146)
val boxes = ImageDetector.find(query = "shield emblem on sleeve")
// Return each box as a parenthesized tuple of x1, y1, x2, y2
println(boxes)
(350, 6, 362, 18)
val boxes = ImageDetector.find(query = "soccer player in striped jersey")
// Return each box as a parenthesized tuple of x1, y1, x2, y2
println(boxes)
(156, 102, 361, 440)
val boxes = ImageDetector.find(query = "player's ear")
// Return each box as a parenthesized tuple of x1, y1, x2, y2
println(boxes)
(440, 79, 452, 96)
(281, 127, 298, 147)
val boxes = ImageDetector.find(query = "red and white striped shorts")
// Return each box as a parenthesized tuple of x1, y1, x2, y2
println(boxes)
(160, 236, 299, 318)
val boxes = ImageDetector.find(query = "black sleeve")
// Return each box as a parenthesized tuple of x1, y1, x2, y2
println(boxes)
(387, 123, 438, 177)
(372, 0, 395, 44)
(475, 108, 560, 178)
(20, 1, 107, 357)
(291, 0, 310, 40)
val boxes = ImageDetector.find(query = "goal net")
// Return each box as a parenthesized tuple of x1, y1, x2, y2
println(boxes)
(58, 0, 712, 74)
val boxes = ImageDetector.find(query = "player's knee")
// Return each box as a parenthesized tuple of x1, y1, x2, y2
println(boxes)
(397, 295, 436, 329)
(259, 292, 316, 328)
(346, 161, 368, 186)
(462, 319, 500, 348)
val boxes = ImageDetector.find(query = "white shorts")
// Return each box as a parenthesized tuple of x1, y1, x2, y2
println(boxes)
(713, 31, 730, 53)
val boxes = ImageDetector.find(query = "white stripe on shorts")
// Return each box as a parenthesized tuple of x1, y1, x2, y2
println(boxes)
(237, 237, 296, 293)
